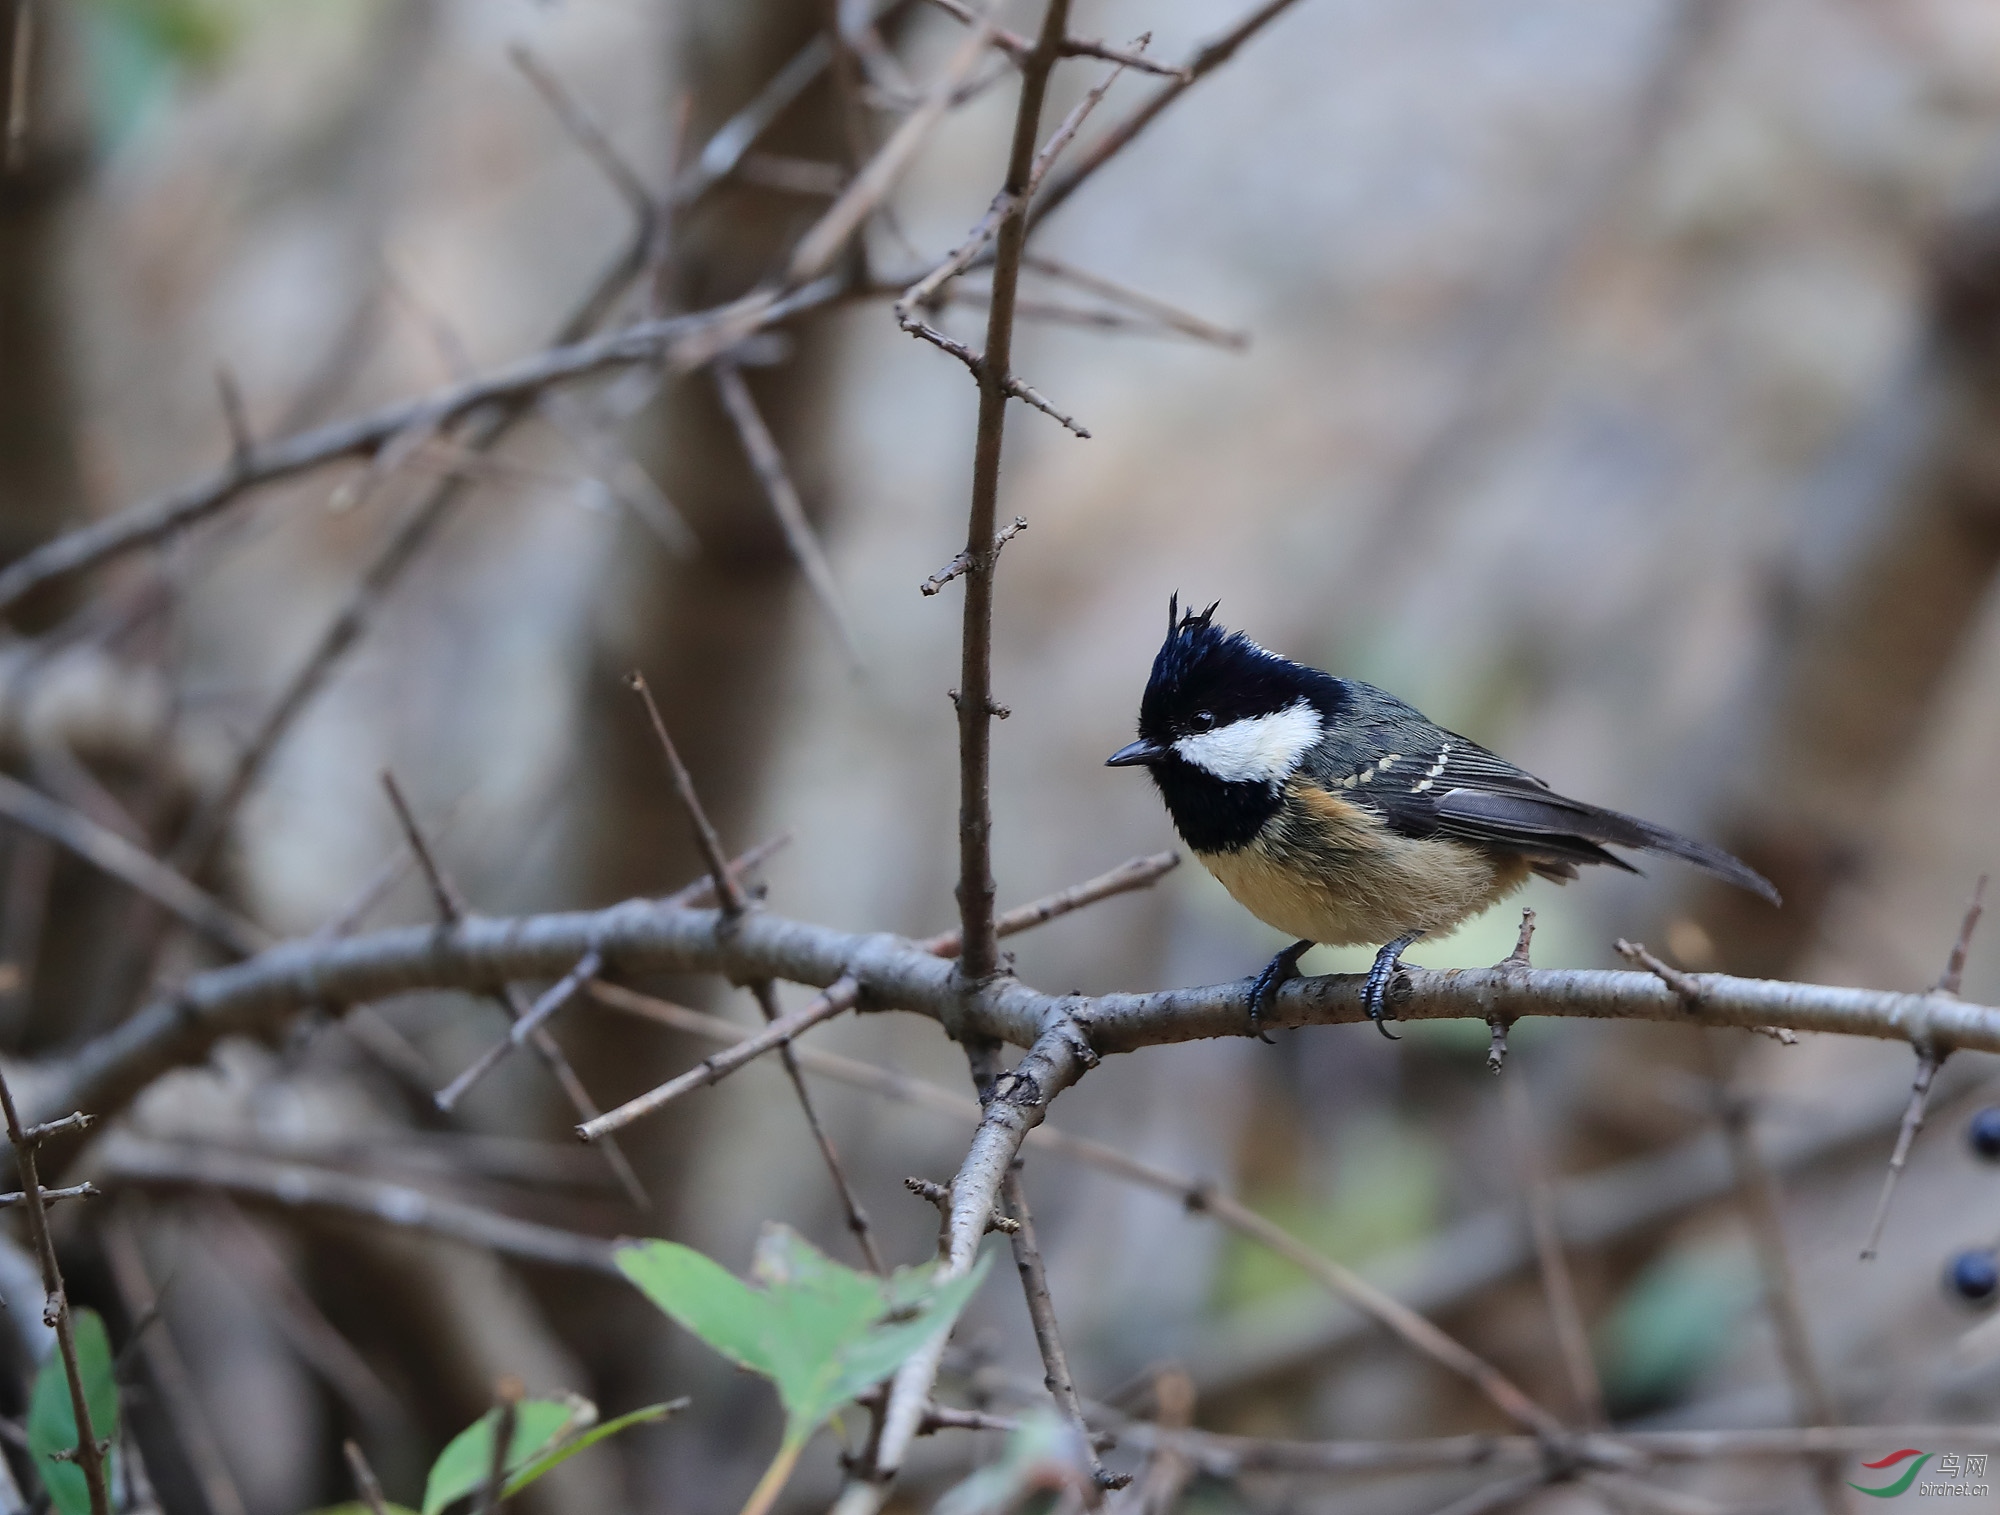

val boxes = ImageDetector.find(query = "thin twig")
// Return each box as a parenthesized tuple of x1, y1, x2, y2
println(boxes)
(1618, 938, 1796, 1043)
(342, 1441, 391, 1515)
(1025, 45, 1139, 198)
(1420, 1469, 1554, 1515)
(433, 948, 604, 1111)
(896, 41, 1131, 325)
(923, 517, 1025, 596)
(1859, 1049, 1941, 1261)
(202, 1196, 403, 1432)
(381, 772, 650, 1210)
(1697, 1035, 1842, 1514)
(0, 770, 268, 956)
(576, 850, 1177, 1138)
(627, 673, 884, 1272)
(1937, 874, 1988, 996)
(1108, 1420, 2000, 1479)
(918, 0, 1187, 78)
(1856, 886, 1986, 1260)
(1020, 254, 1247, 348)
(1107, 1367, 1196, 1515)
(961, 290, 1225, 341)
(1026, 0, 1309, 232)
(1500, 1068, 1603, 1426)
(1003, 377, 1090, 437)
(539, 389, 700, 558)
(1001, 1167, 1121, 1495)
(0, 1183, 94, 1208)
(215, 369, 255, 470)
(0, 1067, 110, 1515)
(94, 1135, 622, 1275)
(476, 1379, 522, 1515)
(1184, 1183, 1565, 1438)
(508, 43, 658, 224)
(710, 362, 864, 665)
(890, 45, 1119, 446)
(100, 1210, 250, 1515)
(784, 14, 998, 289)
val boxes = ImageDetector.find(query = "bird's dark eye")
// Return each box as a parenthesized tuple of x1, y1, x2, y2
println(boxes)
(1192, 710, 1216, 732)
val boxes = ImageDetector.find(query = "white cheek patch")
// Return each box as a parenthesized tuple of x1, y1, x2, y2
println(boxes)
(1174, 702, 1322, 785)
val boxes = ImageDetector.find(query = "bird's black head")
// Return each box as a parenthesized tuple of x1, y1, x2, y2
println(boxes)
(1106, 598, 1344, 852)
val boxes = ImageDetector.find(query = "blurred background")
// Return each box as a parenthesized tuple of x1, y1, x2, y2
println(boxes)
(5, 0, 2000, 1511)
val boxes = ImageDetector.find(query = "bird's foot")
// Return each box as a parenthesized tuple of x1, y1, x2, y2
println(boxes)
(1248, 939, 1315, 1044)
(1363, 930, 1425, 1040)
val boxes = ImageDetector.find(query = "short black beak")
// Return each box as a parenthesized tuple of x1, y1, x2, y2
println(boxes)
(1106, 739, 1166, 768)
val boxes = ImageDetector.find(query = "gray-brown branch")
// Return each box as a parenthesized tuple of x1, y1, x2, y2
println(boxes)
(16, 894, 2000, 1136)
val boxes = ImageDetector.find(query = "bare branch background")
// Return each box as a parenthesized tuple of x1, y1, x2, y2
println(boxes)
(2, 2, 2000, 1515)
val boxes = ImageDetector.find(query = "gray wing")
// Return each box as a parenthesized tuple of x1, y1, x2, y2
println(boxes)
(1335, 724, 1780, 904)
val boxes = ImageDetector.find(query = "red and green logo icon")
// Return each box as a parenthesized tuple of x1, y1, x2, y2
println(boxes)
(1849, 1450, 1929, 1498)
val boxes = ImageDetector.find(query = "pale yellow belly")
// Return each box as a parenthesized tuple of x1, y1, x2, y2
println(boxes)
(1196, 784, 1529, 946)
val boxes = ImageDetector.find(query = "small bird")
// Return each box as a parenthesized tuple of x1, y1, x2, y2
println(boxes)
(1107, 599, 1778, 1040)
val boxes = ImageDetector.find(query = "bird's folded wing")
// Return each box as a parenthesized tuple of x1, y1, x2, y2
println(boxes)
(1346, 733, 1779, 904)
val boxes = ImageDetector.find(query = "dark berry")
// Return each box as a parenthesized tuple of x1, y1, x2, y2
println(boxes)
(1949, 1249, 1999, 1305)
(1970, 1107, 2000, 1161)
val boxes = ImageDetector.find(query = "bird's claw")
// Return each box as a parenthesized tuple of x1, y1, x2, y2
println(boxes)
(1362, 930, 1424, 1040)
(1248, 939, 1314, 1044)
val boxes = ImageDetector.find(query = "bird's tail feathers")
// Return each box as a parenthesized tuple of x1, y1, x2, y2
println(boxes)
(1434, 787, 1779, 905)
(1622, 813, 1781, 906)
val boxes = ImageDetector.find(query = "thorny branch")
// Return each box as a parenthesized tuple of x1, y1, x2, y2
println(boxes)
(1859, 876, 1986, 1260)
(0, 1072, 109, 1515)
(379, 771, 650, 1210)
(18, 891, 2000, 1141)
(0, 2, 871, 621)
(627, 673, 885, 1273)
(952, 0, 1072, 989)
(0, 0, 1303, 637)
(577, 851, 1179, 1140)
(586, 975, 1825, 1425)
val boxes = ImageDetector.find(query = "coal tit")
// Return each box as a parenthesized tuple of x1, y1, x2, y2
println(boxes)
(1108, 599, 1779, 1040)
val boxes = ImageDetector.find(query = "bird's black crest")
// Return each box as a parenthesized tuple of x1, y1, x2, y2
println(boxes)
(1139, 598, 1341, 744)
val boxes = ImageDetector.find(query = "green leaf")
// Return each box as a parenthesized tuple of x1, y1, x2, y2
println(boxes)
(28, 1310, 119, 1515)
(617, 1225, 991, 1452)
(617, 1238, 781, 1380)
(817, 1262, 990, 1417)
(421, 1398, 584, 1515)
(500, 1400, 686, 1499)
